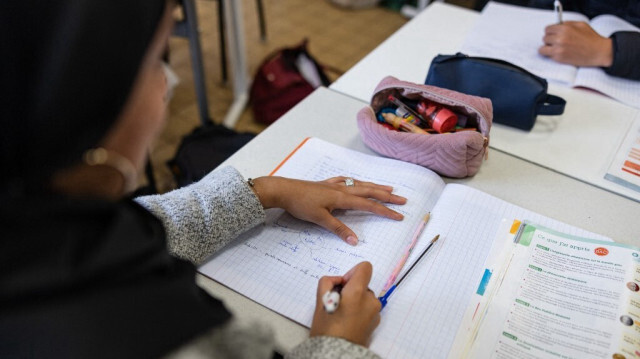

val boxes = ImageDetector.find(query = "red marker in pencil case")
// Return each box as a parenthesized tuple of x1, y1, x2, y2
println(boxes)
(417, 101, 458, 134)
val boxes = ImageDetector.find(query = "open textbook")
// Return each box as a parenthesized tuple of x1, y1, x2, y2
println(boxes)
(199, 138, 609, 358)
(451, 221, 640, 359)
(606, 116, 640, 194)
(460, 2, 640, 109)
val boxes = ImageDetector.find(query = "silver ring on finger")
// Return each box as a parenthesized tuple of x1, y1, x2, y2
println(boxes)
(344, 177, 355, 187)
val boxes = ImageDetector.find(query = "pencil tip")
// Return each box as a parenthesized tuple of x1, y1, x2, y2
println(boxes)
(432, 234, 440, 242)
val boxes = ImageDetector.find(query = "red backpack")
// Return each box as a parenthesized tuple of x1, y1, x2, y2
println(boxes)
(249, 40, 336, 125)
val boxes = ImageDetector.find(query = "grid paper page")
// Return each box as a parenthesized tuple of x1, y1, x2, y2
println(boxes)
(460, 2, 585, 85)
(369, 184, 609, 358)
(573, 15, 640, 109)
(574, 68, 640, 110)
(589, 14, 640, 37)
(199, 138, 447, 326)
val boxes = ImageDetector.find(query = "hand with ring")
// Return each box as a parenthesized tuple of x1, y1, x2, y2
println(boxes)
(247, 176, 406, 245)
(344, 177, 355, 187)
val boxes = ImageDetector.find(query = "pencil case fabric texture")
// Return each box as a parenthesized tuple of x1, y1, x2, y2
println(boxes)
(425, 53, 566, 131)
(357, 76, 493, 178)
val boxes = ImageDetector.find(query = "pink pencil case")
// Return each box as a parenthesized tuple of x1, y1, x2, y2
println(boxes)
(357, 76, 493, 178)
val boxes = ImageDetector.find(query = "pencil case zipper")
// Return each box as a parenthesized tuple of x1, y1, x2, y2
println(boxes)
(437, 53, 548, 88)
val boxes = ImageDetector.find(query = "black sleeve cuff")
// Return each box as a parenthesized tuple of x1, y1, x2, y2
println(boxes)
(604, 31, 640, 81)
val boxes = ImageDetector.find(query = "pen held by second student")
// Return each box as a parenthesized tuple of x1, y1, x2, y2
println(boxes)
(554, 0, 563, 24)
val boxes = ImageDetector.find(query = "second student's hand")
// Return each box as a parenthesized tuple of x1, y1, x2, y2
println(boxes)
(539, 21, 613, 68)
(310, 261, 382, 347)
(249, 176, 407, 246)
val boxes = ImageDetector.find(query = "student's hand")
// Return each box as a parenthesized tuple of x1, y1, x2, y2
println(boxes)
(539, 21, 613, 67)
(310, 261, 381, 347)
(250, 176, 406, 246)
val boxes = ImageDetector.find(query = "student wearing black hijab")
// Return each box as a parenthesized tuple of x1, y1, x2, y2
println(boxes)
(0, 1, 406, 358)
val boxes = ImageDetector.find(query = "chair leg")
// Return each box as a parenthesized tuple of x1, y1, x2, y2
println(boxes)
(218, 0, 228, 83)
(183, 0, 212, 125)
(256, 0, 267, 42)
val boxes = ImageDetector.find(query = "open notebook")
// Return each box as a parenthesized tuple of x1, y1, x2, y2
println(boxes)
(199, 138, 608, 358)
(460, 2, 640, 109)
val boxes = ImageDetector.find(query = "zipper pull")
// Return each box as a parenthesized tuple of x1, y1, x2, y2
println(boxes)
(483, 137, 489, 160)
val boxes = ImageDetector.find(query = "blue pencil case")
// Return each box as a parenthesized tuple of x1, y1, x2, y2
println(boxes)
(425, 53, 566, 131)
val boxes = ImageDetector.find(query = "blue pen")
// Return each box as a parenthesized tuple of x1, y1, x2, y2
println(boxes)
(378, 234, 440, 309)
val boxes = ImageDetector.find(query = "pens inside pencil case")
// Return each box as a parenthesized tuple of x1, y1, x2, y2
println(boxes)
(378, 234, 440, 309)
(376, 95, 473, 135)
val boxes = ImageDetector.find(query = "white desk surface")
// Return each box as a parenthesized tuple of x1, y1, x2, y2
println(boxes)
(197, 87, 640, 354)
(330, 2, 475, 102)
(330, 2, 640, 202)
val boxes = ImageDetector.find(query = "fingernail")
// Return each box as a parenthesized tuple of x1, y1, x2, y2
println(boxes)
(346, 236, 358, 246)
(395, 213, 404, 220)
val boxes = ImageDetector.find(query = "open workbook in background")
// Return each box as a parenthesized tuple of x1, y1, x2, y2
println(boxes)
(451, 221, 640, 359)
(199, 138, 609, 358)
(460, 1, 640, 109)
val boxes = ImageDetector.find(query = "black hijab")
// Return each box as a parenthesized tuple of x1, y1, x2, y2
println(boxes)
(1, 1, 162, 195)
(0, 1, 231, 357)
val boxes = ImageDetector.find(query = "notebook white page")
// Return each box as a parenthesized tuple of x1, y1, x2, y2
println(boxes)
(460, 2, 640, 109)
(370, 184, 609, 358)
(460, 2, 586, 85)
(198, 138, 607, 358)
(199, 138, 447, 325)
(573, 15, 640, 109)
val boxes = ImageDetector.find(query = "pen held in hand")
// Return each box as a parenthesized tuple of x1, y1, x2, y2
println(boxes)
(322, 284, 343, 313)
(554, 0, 563, 24)
(378, 234, 441, 310)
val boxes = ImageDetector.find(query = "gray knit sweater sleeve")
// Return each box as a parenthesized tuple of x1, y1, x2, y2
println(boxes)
(136, 166, 381, 358)
(287, 337, 381, 359)
(134, 166, 265, 264)
(163, 319, 382, 359)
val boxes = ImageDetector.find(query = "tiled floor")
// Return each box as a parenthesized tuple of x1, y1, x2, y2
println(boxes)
(153, 0, 474, 192)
